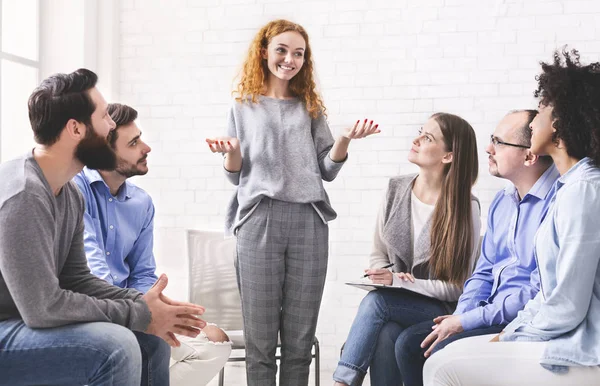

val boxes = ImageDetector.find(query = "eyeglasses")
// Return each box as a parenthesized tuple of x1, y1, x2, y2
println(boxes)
(489, 135, 529, 149)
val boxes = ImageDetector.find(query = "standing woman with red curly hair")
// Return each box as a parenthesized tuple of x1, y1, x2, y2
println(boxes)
(206, 19, 380, 386)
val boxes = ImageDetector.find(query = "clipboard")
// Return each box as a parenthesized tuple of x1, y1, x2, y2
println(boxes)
(344, 280, 423, 294)
(344, 281, 395, 291)
(344, 280, 402, 292)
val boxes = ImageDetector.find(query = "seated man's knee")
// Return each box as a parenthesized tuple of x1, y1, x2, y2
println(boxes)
(169, 327, 232, 385)
(170, 325, 232, 363)
(395, 323, 431, 360)
(154, 334, 172, 360)
(0, 321, 141, 385)
(422, 345, 459, 385)
(202, 324, 230, 343)
(430, 333, 461, 356)
(134, 331, 171, 363)
(89, 323, 142, 373)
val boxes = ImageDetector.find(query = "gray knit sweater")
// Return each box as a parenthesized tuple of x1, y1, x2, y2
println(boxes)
(224, 96, 346, 234)
(0, 153, 151, 330)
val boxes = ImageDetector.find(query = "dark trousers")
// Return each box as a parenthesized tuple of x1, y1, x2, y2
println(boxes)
(394, 321, 505, 386)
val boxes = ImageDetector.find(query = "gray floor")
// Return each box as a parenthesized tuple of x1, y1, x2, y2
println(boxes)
(205, 362, 362, 386)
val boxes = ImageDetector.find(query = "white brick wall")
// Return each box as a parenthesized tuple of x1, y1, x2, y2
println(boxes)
(117, 0, 600, 378)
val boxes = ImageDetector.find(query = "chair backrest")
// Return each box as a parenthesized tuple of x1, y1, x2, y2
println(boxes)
(187, 230, 243, 331)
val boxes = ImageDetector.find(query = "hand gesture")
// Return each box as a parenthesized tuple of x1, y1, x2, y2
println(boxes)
(342, 119, 381, 139)
(142, 274, 206, 347)
(420, 315, 464, 357)
(364, 268, 393, 285)
(206, 137, 240, 155)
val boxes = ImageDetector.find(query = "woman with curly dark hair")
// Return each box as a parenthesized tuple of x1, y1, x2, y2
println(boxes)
(423, 48, 600, 385)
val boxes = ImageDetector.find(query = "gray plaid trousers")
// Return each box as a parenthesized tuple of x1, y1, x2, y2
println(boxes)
(235, 198, 328, 386)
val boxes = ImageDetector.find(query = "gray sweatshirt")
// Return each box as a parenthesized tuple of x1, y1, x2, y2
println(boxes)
(0, 153, 151, 331)
(224, 96, 346, 234)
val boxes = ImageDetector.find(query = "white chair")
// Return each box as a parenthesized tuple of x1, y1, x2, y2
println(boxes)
(187, 230, 321, 386)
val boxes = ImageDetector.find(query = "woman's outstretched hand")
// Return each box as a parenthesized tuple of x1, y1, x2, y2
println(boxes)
(342, 119, 381, 139)
(206, 137, 240, 154)
(330, 119, 381, 162)
(206, 137, 242, 173)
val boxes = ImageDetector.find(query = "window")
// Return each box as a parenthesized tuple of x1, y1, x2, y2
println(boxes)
(0, 0, 39, 162)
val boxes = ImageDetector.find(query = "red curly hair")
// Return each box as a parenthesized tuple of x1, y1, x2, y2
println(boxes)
(233, 19, 326, 119)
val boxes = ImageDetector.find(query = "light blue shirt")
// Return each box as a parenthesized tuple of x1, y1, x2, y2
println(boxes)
(73, 167, 157, 294)
(502, 157, 600, 370)
(455, 165, 560, 331)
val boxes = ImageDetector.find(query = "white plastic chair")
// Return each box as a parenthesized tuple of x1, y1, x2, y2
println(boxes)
(187, 230, 320, 386)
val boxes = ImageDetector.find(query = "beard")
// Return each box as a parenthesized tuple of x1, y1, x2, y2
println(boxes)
(74, 123, 117, 170)
(488, 156, 501, 178)
(115, 155, 148, 178)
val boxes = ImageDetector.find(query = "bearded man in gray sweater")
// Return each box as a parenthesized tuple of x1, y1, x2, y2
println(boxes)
(0, 68, 205, 386)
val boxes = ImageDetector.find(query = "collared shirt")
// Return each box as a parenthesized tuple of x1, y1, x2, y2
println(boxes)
(73, 167, 157, 294)
(455, 164, 560, 331)
(502, 157, 600, 369)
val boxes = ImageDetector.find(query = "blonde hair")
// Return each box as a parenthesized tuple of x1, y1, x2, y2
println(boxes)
(233, 19, 326, 119)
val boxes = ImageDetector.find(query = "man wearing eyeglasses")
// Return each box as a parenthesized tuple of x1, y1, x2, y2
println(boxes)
(389, 110, 559, 385)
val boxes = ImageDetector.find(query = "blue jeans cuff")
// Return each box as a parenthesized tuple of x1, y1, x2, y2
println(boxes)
(333, 361, 366, 386)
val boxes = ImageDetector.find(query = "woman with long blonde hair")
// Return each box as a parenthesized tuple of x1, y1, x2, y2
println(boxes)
(206, 19, 379, 386)
(334, 113, 481, 386)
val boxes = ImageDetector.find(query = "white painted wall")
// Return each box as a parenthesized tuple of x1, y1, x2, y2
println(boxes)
(39, 0, 87, 78)
(40, 0, 119, 99)
(114, 0, 600, 376)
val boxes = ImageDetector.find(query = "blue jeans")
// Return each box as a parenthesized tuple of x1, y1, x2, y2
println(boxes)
(394, 320, 506, 386)
(333, 289, 450, 386)
(0, 318, 171, 386)
(134, 330, 172, 386)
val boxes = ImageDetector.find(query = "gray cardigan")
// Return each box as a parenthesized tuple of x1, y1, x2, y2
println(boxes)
(370, 174, 481, 302)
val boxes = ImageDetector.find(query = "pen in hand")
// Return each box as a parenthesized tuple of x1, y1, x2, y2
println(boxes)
(363, 263, 394, 277)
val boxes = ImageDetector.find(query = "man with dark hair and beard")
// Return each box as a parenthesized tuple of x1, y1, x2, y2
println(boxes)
(74, 103, 232, 385)
(0, 69, 206, 386)
(74, 103, 157, 294)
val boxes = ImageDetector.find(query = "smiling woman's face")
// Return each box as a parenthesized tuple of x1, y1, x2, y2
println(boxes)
(262, 31, 306, 82)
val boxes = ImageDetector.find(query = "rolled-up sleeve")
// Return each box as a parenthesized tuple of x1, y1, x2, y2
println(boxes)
(311, 113, 346, 182)
(224, 105, 241, 186)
